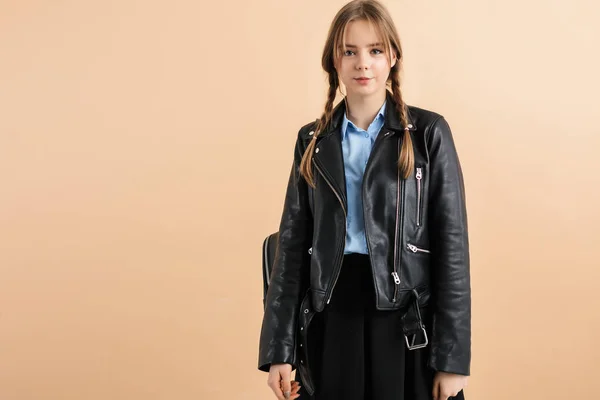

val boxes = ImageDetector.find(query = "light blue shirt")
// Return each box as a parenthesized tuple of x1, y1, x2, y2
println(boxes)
(341, 100, 387, 255)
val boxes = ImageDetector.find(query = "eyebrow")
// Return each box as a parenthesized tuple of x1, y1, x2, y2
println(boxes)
(343, 42, 384, 48)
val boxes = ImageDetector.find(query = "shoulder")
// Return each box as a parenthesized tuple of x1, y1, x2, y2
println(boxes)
(292, 119, 320, 154)
(285, 119, 319, 160)
(406, 104, 454, 146)
(406, 104, 444, 130)
(296, 119, 320, 141)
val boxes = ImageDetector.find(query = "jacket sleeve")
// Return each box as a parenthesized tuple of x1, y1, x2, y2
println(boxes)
(426, 116, 471, 376)
(258, 131, 313, 373)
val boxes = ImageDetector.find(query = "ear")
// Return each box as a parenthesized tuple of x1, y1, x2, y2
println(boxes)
(391, 55, 397, 68)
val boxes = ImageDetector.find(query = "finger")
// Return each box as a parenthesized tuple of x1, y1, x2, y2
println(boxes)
(291, 382, 300, 394)
(291, 385, 301, 399)
(269, 383, 285, 400)
(267, 373, 285, 400)
(280, 372, 292, 399)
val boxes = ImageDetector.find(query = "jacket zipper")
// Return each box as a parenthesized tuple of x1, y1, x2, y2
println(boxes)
(313, 160, 346, 305)
(392, 137, 403, 302)
(407, 243, 430, 253)
(416, 167, 423, 227)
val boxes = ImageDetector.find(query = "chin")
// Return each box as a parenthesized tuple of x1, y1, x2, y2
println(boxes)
(348, 87, 380, 97)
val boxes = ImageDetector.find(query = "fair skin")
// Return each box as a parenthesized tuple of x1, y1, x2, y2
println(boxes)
(268, 18, 468, 400)
(334, 18, 396, 130)
(267, 364, 300, 400)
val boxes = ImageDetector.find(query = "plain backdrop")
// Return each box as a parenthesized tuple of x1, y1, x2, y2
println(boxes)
(1, 0, 599, 399)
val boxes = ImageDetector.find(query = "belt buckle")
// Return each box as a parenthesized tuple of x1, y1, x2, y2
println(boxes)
(404, 324, 428, 350)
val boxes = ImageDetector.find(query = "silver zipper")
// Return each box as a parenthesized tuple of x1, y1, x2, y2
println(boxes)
(407, 243, 430, 253)
(313, 160, 346, 305)
(416, 167, 423, 227)
(392, 137, 402, 301)
(362, 130, 399, 303)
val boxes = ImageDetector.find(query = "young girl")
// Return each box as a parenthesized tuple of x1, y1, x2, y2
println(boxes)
(258, 1, 471, 399)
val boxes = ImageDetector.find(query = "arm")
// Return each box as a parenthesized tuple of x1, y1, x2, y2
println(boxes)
(426, 116, 471, 376)
(258, 130, 313, 373)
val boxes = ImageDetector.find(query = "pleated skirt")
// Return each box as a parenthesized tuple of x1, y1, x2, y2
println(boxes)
(296, 253, 465, 400)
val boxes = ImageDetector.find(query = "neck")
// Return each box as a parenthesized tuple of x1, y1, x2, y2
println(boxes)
(344, 91, 387, 131)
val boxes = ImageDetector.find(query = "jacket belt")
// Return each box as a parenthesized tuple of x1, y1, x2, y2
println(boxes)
(400, 288, 430, 350)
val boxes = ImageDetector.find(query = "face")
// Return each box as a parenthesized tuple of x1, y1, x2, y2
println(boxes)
(335, 19, 396, 99)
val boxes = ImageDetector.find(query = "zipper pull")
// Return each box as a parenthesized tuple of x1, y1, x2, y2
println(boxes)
(391, 271, 401, 285)
(407, 244, 418, 253)
(416, 167, 422, 180)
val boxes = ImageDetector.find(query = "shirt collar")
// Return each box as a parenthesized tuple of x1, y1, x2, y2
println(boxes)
(341, 99, 387, 140)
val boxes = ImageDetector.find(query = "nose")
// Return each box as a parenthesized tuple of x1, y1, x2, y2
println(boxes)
(355, 50, 370, 70)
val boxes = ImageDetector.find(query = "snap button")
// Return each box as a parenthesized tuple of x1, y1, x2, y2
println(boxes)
(304, 309, 309, 313)
(308, 247, 312, 255)
(308, 130, 314, 136)
(300, 343, 303, 347)
(408, 124, 413, 128)
(315, 148, 320, 153)
(300, 327, 304, 330)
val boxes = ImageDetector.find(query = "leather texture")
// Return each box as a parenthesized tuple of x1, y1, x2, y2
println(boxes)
(258, 90, 471, 394)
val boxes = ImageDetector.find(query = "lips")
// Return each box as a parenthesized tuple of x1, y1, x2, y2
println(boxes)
(355, 77, 372, 85)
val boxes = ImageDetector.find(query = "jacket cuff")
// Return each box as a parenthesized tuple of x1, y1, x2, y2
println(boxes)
(428, 347, 470, 376)
(258, 343, 297, 373)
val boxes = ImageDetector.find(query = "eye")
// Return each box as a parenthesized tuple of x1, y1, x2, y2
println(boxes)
(372, 48, 383, 54)
(343, 50, 355, 56)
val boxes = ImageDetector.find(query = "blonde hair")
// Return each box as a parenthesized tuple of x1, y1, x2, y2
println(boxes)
(299, 0, 414, 188)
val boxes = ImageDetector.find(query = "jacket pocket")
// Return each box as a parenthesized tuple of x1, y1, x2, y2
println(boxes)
(416, 166, 424, 227)
(406, 242, 430, 254)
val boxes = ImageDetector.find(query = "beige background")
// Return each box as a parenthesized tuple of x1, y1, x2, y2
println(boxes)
(1, 0, 599, 399)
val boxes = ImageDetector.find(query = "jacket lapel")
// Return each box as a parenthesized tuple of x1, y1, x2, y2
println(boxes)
(311, 90, 417, 212)
(313, 127, 347, 211)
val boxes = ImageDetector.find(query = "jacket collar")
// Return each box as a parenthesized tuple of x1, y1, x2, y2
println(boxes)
(340, 99, 387, 140)
(320, 90, 416, 138)
(310, 90, 416, 212)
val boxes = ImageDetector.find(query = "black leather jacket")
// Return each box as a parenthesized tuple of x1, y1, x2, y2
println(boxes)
(258, 90, 471, 395)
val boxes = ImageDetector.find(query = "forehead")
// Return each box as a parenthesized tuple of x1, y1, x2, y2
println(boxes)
(342, 19, 384, 47)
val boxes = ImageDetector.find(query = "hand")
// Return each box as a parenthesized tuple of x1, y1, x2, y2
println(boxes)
(432, 371, 468, 400)
(267, 363, 301, 399)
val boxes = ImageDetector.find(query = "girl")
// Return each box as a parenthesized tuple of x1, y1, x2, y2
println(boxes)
(258, 1, 471, 399)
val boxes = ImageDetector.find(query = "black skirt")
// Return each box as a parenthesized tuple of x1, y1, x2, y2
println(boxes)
(296, 253, 465, 400)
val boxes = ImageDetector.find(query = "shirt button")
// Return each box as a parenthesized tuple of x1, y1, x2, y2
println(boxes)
(364, 133, 369, 138)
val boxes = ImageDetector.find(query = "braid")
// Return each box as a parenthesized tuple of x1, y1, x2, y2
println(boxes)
(390, 72, 414, 179)
(300, 71, 339, 188)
